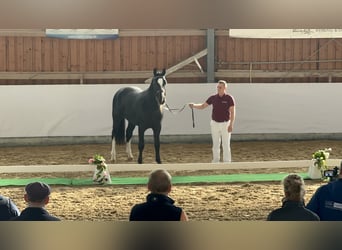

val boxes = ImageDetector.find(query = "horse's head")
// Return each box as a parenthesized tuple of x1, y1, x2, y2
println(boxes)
(151, 68, 167, 105)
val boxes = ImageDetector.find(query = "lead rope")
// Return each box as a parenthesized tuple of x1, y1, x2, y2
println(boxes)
(164, 102, 195, 128)
(191, 107, 195, 128)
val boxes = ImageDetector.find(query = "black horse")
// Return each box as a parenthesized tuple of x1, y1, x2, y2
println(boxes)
(111, 68, 167, 164)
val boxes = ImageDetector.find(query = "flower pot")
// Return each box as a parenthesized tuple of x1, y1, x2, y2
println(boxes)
(308, 164, 322, 179)
(93, 164, 112, 184)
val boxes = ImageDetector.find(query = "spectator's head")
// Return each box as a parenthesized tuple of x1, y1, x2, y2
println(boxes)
(147, 169, 172, 194)
(282, 174, 305, 201)
(24, 182, 51, 206)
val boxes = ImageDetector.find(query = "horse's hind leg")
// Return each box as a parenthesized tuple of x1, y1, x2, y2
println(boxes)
(110, 138, 116, 162)
(125, 123, 135, 161)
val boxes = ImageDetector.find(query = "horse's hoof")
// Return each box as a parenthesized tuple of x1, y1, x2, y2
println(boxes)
(138, 159, 143, 164)
(127, 156, 134, 161)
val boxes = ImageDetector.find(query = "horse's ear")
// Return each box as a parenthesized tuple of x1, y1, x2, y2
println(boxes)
(153, 68, 157, 76)
(161, 68, 166, 76)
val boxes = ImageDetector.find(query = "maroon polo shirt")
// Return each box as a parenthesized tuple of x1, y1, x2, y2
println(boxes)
(206, 93, 235, 122)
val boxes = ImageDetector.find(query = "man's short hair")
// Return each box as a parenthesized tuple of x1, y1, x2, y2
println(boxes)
(282, 174, 305, 200)
(148, 169, 172, 193)
(25, 182, 51, 202)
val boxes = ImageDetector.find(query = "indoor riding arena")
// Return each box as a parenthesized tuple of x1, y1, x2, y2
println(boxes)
(1, 29, 342, 223)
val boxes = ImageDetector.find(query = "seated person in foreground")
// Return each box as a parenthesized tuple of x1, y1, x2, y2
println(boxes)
(11, 181, 60, 221)
(129, 169, 188, 221)
(306, 164, 342, 220)
(0, 195, 20, 220)
(267, 174, 319, 221)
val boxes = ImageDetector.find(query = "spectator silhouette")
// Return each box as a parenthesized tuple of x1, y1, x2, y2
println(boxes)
(306, 164, 342, 220)
(129, 169, 188, 221)
(11, 182, 60, 221)
(267, 174, 319, 221)
(0, 195, 20, 220)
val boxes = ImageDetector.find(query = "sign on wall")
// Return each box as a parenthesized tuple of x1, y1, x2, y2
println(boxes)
(45, 29, 119, 39)
(229, 29, 342, 39)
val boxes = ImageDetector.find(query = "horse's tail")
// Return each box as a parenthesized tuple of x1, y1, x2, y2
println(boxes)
(112, 118, 125, 145)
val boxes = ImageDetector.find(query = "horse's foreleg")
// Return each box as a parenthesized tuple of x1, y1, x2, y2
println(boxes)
(137, 127, 145, 164)
(110, 138, 116, 162)
(153, 127, 162, 164)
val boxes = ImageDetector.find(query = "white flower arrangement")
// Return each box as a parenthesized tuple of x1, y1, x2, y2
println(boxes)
(312, 148, 332, 172)
(88, 154, 111, 185)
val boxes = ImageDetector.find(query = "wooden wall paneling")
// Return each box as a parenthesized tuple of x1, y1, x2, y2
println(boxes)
(268, 39, 276, 71)
(147, 36, 157, 70)
(318, 39, 329, 70)
(113, 38, 121, 72)
(86, 40, 96, 71)
(120, 37, 130, 71)
(216, 36, 225, 69)
(95, 40, 104, 71)
(230, 38, 238, 70)
(166, 36, 175, 69)
(70, 39, 80, 72)
(301, 39, 311, 71)
(238, 38, 245, 82)
(139, 36, 148, 70)
(259, 39, 274, 70)
(0, 37, 6, 71)
(16, 37, 24, 72)
(327, 40, 336, 70)
(41, 38, 49, 71)
(243, 39, 251, 63)
(158, 36, 167, 69)
(182, 36, 192, 70)
(226, 38, 235, 70)
(32, 37, 42, 72)
(52, 39, 59, 72)
(234, 38, 243, 65)
(293, 39, 302, 82)
(154, 36, 161, 69)
(251, 39, 260, 70)
(301, 39, 311, 82)
(59, 40, 69, 71)
(79, 40, 86, 72)
(193, 35, 206, 71)
(7, 37, 16, 71)
(293, 39, 302, 68)
(275, 39, 284, 71)
(285, 39, 293, 71)
(335, 38, 342, 70)
(23, 37, 34, 72)
(131, 36, 139, 70)
(103, 40, 112, 71)
(2, 31, 342, 84)
(174, 36, 182, 70)
(143, 36, 150, 70)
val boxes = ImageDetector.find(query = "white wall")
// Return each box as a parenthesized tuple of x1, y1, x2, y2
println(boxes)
(1, 83, 342, 140)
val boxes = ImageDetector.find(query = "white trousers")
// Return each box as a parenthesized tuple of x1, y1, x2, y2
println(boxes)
(210, 120, 231, 163)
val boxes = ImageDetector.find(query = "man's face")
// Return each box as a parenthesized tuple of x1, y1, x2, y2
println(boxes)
(216, 83, 226, 95)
